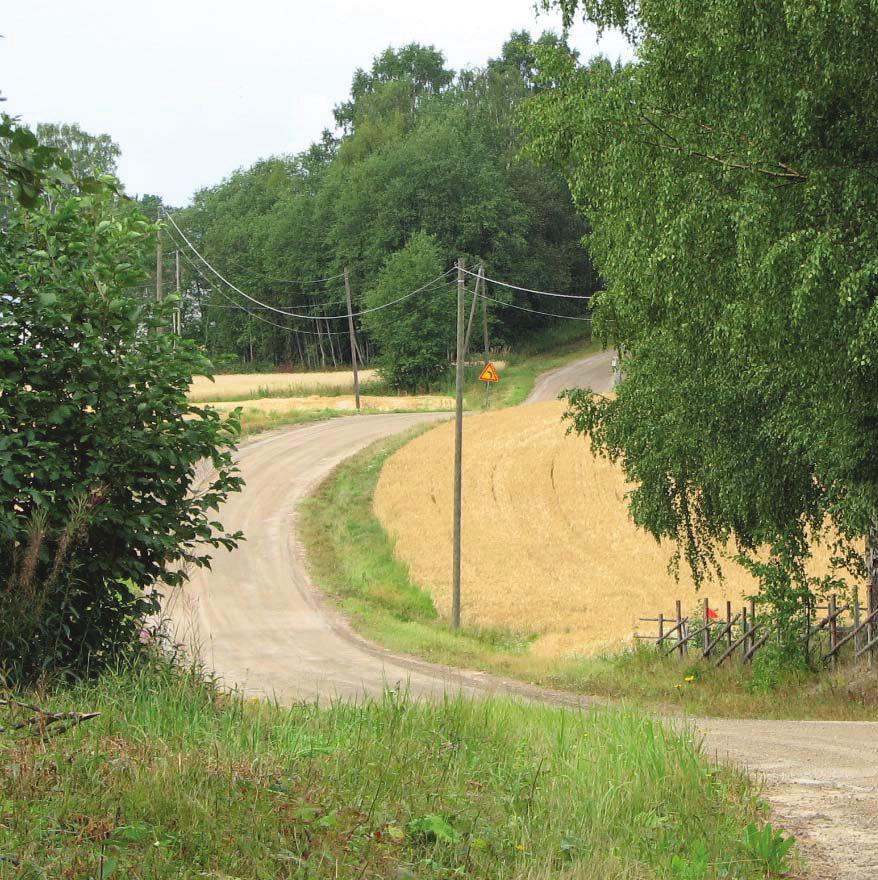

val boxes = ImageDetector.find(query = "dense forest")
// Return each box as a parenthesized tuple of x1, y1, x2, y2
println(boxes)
(153, 32, 597, 371)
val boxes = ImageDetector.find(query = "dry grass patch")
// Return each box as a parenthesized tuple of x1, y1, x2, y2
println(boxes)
(374, 401, 834, 658)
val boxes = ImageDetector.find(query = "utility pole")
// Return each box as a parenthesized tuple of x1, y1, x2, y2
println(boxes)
(174, 249, 182, 336)
(155, 210, 163, 310)
(452, 258, 466, 629)
(344, 267, 361, 411)
(482, 269, 490, 360)
(463, 264, 483, 356)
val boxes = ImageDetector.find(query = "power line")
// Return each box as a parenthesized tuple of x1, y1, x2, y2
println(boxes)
(462, 267, 592, 300)
(168, 239, 352, 310)
(473, 289, 592, 321)
(164, 209, 456, 319)
(173, 243, 357, 337)
(272, 272, 346, 285)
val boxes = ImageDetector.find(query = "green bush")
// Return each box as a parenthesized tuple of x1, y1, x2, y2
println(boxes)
(0, 185, 242, 681)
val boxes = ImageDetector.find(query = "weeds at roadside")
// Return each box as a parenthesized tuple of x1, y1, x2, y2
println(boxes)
(0, 657, 783, 879)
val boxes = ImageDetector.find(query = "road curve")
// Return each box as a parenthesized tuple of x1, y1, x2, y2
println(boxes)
(167, 350, 876, 878)
(526, 348, 615, 403)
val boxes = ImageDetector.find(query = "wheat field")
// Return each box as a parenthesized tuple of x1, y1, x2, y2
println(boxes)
(374, 401, 834, 658)
(188, 370, 379, 402)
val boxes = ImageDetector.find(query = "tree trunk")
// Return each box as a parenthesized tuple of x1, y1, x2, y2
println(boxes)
(315, 319, 326, 369)
(326, 318, 338, 368)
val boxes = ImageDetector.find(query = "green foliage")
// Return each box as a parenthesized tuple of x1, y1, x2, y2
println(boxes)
(175, 33, 595, 369)
(0, 115, 75, 208)
(363, 233, 453, 391)
(743, 822, 796, 875)
(1, 658, 773, 878)
(0, 183, 242, 681)
(526, 2, 878, 647)
(746, 641, 810, 696)
(35, 122, 121, 181)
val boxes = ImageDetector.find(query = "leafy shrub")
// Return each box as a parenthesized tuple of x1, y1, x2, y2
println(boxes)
(743, 822, 796, 875)
(0, 184, 242, 681)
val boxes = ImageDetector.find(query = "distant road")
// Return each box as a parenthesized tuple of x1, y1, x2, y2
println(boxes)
(526, 348, 615, 402)
(168, 348, 876, 879)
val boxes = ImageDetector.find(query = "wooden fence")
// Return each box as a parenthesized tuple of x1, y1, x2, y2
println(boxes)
(635, 591, 878, 666)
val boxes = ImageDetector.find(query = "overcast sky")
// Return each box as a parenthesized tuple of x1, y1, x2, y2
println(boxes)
(2, 1, 631, 206)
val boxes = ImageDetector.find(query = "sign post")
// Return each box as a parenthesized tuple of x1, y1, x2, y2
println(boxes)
(479, 361, 500, 408)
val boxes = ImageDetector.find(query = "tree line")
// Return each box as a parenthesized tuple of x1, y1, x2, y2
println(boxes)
(162, 33, 597, 380)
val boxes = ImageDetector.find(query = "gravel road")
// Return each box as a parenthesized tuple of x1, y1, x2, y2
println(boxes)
(167, 351, 877, 878)
(525, 348, 616, 403)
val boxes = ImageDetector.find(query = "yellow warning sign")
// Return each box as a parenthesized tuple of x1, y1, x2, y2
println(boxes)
(479, 362, 500, 383)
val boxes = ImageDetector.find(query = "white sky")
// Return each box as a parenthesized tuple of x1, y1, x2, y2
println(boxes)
(1, 1, 631, 206)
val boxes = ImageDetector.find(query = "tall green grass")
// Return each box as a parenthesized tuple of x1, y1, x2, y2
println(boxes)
(0, 660, 780, 879)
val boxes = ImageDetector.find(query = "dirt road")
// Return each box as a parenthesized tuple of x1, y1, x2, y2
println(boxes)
(526, 348, 615, 402)
(167, 350, 877, 878)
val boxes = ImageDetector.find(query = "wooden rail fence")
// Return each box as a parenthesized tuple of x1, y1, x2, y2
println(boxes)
(635, 590, 877, 666)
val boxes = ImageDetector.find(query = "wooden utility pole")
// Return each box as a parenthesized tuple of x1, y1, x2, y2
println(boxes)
(463, 264, 483, 356)
(344, 267, 361, 411)
(452, 259, 466, 629)
(174, 249, 182, 336)
(155, 212, 163, 306)
(482, 270, 490, 360)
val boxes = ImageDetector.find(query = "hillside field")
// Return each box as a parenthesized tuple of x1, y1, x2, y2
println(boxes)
(374, 401, 834, 657)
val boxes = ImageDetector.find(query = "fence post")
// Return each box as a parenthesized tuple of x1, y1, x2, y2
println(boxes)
(676, 600, 685, 658)
(658, 612, 664, 647)
(741, 604, 748, 663)
(726, 600, 733, 650)
(853, 587, 861, 654)
(749, 598, 757, 663)
(703, 597, 711, 656)
(829, 593, 838, 669)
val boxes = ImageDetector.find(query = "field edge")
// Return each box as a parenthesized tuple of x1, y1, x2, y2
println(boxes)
(300, 433, 878, 722)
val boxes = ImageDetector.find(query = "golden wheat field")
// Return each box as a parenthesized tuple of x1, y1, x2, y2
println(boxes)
(374, 401, 835, 658)
(188, 370, 379, 402)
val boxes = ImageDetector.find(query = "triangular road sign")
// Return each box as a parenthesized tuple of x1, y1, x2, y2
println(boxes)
(479, 362, 500, 383)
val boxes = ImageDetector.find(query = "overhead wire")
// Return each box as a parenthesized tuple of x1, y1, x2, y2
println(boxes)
(170, 233, 459, 337)
(473, 288, 592, 321)
(272, 271, 346, 285)
(171, 240, 356, 337)
(164, 209, 456, 319)
(461, 266, 592, 300)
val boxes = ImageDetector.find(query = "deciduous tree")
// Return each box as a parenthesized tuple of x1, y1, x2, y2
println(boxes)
(525, 0, 878, 651)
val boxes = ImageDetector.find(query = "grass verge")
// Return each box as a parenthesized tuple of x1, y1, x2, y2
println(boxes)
(236, 406, 347, 438)
(0, 658, 786, 879)
(302, 434, 878, 721)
